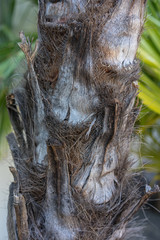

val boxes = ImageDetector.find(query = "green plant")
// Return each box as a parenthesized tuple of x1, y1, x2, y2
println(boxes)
(0, 0, 38, 156)
(138, 0, 160, 178)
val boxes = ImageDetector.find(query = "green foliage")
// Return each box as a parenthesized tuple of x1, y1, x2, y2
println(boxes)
(0, 0, 38, 156)
(0, 0, 16, 30)
(138, 0, 160, 114)
(138, 0, 160, 178)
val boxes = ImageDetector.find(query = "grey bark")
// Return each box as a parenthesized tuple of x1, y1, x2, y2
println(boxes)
(6, 0, 160, 239)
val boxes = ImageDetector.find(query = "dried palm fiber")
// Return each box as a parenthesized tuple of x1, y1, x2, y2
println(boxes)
(6, 0, 160, 240)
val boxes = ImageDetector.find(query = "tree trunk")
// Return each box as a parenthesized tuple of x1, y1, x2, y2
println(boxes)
(6, 0, 159, 239)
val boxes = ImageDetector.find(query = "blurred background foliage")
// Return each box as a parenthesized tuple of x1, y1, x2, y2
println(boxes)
(137, 0, 160, 180)
(0, 0, 38, 156)
(0, 0, 160, 179)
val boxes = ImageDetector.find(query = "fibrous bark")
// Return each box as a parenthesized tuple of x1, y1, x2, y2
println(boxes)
(6, 0, 159, 239)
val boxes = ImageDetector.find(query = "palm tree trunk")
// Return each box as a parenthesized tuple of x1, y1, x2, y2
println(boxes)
(6, 0, 159, 239)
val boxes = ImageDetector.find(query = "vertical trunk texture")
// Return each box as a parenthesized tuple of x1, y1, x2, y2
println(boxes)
(6, 0, 159, 239)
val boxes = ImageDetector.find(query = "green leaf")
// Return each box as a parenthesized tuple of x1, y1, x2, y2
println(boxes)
(139, 82, 160, 114)
(148, 15, 160, 28)
(0, 0, 16, 28)
(138, 47, 160, 68)
(140, 38, 160, 63)
(0, 51, 24, 81)
(140, 74, 160, 97)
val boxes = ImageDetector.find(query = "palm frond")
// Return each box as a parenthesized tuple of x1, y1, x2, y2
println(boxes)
(137, 0, 160, 178)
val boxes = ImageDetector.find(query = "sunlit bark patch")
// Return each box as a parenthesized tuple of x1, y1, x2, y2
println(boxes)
(98, 0, 145, 69)
(44, 0, 87, 25)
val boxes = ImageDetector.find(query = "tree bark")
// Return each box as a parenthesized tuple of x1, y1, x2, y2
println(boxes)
(6, 0, 159, 239)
